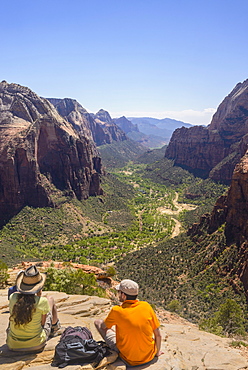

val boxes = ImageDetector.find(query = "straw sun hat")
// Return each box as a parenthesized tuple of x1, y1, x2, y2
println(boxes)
(16, 265, 46, 294)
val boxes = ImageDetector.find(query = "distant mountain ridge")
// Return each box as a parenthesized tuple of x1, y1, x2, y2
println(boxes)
(129, 116, 192, 138)
(112, 116, 191, 149)
(113, 116, 139, 134)
(48, 101, 191, 150)
(112, 116, 164, 148)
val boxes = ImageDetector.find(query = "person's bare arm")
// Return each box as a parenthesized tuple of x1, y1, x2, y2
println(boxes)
(38, 291, 51, 327)
(94, 319, 109, 338)
(154, 327, 164, 356)
(41, 314, 47, 326)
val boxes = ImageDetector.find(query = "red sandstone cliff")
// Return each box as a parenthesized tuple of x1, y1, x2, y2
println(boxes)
(165, 79, 248, 183)
(0, 81, 103, 226)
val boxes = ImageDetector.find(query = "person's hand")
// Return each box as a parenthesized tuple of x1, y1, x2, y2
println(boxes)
(156, 351, 164, 357)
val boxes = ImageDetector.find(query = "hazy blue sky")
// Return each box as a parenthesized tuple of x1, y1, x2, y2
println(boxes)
(1, 0, 248, 125)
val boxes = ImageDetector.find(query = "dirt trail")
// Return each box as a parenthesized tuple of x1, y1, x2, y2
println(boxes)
(170, 217, 181, 238)
(158, 193, 197, 238)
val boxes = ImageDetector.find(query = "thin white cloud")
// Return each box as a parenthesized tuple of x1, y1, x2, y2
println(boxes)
(110, 108, 217, 126)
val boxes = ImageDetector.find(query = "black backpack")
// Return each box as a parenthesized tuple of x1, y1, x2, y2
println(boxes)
(53, 326, 110, 368)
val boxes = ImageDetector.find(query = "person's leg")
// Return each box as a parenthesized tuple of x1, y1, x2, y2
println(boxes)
(46, 296, 59, 325)
(43, 311, 53, 339)
(46, 295, 61, 336)
(94, 319, 119, 352)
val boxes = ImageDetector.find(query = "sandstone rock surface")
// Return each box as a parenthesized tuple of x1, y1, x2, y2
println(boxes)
(165, 79, 248, 183)
(92, 109, 127, 144)
(0, 290, 247, 370)
(0, 82, 102, 226)
(48, 100, 127, 146)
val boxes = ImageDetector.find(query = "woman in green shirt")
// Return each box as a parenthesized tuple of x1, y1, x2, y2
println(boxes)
(7, 265, 61, 351)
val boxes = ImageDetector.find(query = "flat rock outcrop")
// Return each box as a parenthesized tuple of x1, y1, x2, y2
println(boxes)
(0, 289, 247, 370)
(0, 82, 103, 226)
(165, 79, 248, 183)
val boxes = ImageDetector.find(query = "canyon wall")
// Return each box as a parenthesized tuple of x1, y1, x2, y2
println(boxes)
(0, 81, 103, 226)
(187, 147, 248, 296)
(48, 99, 127, 146)
(165, 79, 248, 183)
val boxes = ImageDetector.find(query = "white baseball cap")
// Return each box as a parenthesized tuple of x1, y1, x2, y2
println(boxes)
(115, 279, 139, 295)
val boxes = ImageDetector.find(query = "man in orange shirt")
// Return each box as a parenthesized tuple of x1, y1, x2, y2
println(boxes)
(94, 279, 163, 366)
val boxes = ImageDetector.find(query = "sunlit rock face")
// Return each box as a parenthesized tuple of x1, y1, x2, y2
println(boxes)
(91, 109, 127, 144)
(0, 81, 102, 226)
(48, 100, 127, 146)
(165, 79, 248, 183)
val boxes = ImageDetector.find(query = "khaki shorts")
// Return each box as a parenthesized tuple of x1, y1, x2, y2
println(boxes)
(43, 311, 52, 340)
(104, 326, 119, 353)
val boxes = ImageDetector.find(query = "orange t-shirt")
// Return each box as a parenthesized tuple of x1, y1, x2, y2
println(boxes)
(104, 300, 160, 366)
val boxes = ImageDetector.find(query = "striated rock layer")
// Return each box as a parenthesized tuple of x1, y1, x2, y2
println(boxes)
(165, 79, 248, 183)
(0, 81, 103, 226)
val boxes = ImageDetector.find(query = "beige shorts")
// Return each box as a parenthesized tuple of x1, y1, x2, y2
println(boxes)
(104, 327, 119, 353)
(43, 311, 52, 340)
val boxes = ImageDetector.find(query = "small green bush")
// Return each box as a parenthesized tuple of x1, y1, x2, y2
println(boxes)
(215, 299, 246, 335)
(105, 265, 116, 277)
(44, 267, 106, 297)
(199, 317, 224, 336)
(0, 259, 9, 287)
(200, 299, 246, 336)
(230, 340, 248, 348)
(167, 299, 182, 314)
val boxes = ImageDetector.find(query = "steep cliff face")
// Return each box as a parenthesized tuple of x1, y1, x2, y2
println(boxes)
(165, 125, 229, 178)
(187, 148, 248, 296)
(47, 98, 95, 142)
(209, 80, 248, 139)
(165, 79, 248, 183)
(92, 109, 127, 143)
(113, 116, 139, 134)
(215, 153, 248, 294)
(49, 100, 127, 146)
(0, 82, 102, 226)
(224, 151, 248, 245)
